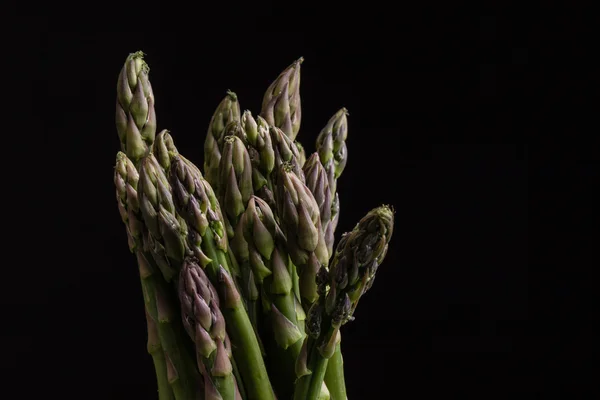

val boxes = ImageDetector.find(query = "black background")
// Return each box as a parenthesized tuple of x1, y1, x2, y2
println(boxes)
(5, 10, 540, 399)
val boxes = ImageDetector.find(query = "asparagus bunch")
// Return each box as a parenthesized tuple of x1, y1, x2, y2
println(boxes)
(113, 51, 395, 400)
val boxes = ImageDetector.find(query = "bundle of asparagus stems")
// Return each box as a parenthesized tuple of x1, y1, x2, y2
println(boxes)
(114, 51, 394, 400)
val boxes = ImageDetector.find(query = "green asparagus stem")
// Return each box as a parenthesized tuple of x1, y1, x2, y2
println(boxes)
(261, 57, 303, 141)
(180, 258, 237, 400)
(323, 333, 346, 400)
(204, 91, 241, 193)
(275, 163, 329, 309)
(169, 156, 276, 400)
(144, 305, 174, 400)
(295, 205, 394, 400)
(116, 51, 157, 164)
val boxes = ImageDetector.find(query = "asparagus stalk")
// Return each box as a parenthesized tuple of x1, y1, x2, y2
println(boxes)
(216, 129, 267, 353)
(115, 153, 174, 400)
(322, 332, 345, 400)
(294, 205, 394, 400)
(180, 258, 238, 400)
(116, 51, 157, 165)
(302, 153, 348, 399)
(115, 152, 199, 400)
(204, 91, 241, 193)
(144, 300, 174, 400)
(169, 156, 276, 400)
(261, 57, 303, 141)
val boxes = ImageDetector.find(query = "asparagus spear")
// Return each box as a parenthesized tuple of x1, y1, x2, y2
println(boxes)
(204, 91, 241, 193)
(261, 58, 303, 141)
(294, 205, 394, 400)
(115, 152, 199, 400)
(169, 156, 276, 400)
(217, 127, 268, 353)
(116, 51, 157, 164)
(275, 163, 329, 309)
(302, 153, 348, 399)
(115, 152, 173, 400)
(315, 108, 349, 252)
(180, 257, 238, 400)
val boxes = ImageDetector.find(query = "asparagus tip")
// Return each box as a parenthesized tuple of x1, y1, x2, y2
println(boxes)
(127, 50, 149, 73)
(226, 90, 238, 101)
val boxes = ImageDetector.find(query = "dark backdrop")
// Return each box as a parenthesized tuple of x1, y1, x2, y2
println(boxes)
(7, 18, 528, 399)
